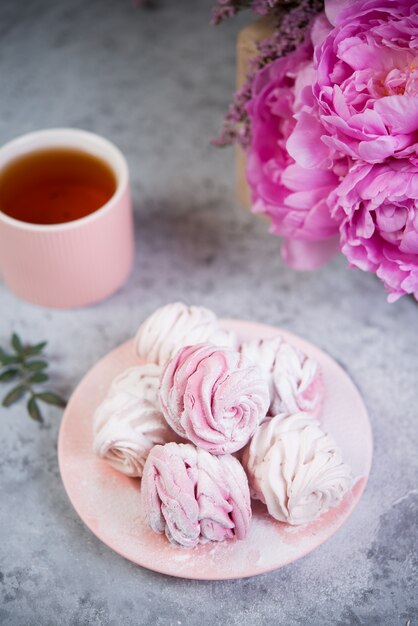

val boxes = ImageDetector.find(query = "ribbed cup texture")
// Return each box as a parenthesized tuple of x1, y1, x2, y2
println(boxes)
(0, 186, 134, 308)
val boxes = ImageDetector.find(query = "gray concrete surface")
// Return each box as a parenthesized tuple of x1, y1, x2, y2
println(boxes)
(0, 1, 417, 624)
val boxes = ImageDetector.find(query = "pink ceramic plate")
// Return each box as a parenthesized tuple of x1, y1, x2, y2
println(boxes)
(58, 320, 372, 580)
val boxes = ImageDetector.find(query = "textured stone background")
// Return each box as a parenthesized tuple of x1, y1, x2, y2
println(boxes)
(0, 1, 417, 624)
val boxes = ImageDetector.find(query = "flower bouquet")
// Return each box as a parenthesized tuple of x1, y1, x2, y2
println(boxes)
(213, 0, 418, 302)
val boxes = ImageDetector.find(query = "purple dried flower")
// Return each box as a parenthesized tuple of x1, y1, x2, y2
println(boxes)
(211, 0, 297, 24)
(212, 0, 324, 148)
(211, 0, 251, 26)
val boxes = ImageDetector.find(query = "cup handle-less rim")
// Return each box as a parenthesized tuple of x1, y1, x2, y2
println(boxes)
(0, 127, 129, 234)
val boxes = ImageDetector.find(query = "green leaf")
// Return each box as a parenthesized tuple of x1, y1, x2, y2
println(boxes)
(27, 396, 43, 422)
(28, 372, 49, 384)
(0, 368, 20, 382)
(2, 384, 26, 407)
(11, 333, 23, 354)
(0, 354, 19, 366)
(37, 391, 66, 408)
(26, 360, 48, 371)
(24, 341, 47, 357)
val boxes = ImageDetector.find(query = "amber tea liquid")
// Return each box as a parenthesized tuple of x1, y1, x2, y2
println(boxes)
(0, 147, 117, 225)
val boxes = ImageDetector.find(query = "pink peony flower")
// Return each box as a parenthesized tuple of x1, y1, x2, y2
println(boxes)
(310, 0, 418, 164)
(246, 37, 347, 269)
(332, 160, 418, 301)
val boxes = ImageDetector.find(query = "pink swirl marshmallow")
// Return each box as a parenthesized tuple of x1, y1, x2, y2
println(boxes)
(159, 343, 269, 454)
(240, 336, 324, 418)
(93, 364, 176, 477)
(134, 302, 237, 367)
(142, 442, 252, 547)
(242, 413, 353, 525)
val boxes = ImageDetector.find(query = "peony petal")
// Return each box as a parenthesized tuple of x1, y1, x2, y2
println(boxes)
(350, 109, 387, 136)
(286, 111, 331, 169)
(400, 230, 418, 254)
(324, 0, 354, 26)
(332, 85, 351, 120)
(284, 189, 329, 211)
(357, 136, 398, 162)
(337, 38, 389, 71)
(321, 134, 359, 159)
(375, 205, 408, 233)
(356, 207, 375, 239)
(374, 95, 418, 134)
(311, 13, 333, 47)
(293, 63, 316, 111)
(282, 163, 337, 192)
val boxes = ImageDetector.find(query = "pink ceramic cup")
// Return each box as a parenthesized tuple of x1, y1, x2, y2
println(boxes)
(0, 128, 134, 308)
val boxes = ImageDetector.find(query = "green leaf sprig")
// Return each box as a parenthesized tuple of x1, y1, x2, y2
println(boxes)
(0, 333, 66, 422)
